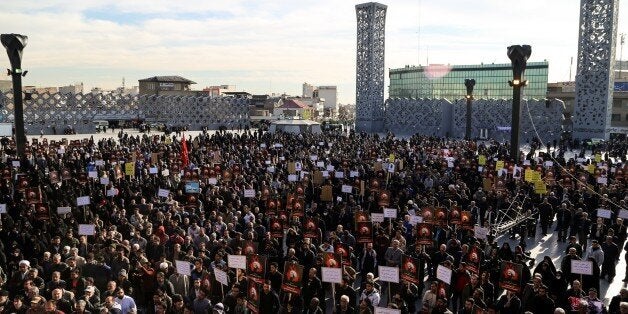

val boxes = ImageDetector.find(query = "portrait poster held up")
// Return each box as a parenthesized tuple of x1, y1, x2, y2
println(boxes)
(400, 255, 420, 284)
(499, 261, 523, 293)
(282, 262, 304, 295)
(246, 281, 262, 313)
(246, 254, 267, 284)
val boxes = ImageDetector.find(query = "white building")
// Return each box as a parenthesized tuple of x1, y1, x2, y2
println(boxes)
(302, 82, 315, 98)
(316, 86, 338, 119)
(58, 83, 84, 95)
(204, 85, 236, 97)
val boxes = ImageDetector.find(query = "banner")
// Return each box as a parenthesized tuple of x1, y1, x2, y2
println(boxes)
(434, 207, 447, 225)
(449, 206, 461, 225)
(356, 221, 373, 243)
(246, 255, 267, 284)
(282, 262, 304, 295)
(499, 261, 523, 293)
(355, 211, 370, 223)
(321, 185, 333, 202)
(465, 246, 481, 274)
(416, 223, 433, 245)
(378, 190, 390, 207)
(400, 255, 420, 284)
(303, 217, 319, 239)
(25, 187, 42, 205)
(243, 241, 258, 256)
(421, 207, 434, 224)
(460, 211, 473, 229)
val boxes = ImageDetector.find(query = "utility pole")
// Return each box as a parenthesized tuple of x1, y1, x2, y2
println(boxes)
(1, 34, 28, 160)
(507, 45, 532, 163)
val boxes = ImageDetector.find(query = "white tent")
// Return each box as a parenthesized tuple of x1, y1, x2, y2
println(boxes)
(268, 119, 322, 134)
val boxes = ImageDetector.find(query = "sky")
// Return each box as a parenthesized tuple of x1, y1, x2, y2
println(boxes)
(1, 0, 627, 104)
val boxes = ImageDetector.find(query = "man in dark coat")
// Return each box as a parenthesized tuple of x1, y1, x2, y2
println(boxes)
(259, 281, 280, 314)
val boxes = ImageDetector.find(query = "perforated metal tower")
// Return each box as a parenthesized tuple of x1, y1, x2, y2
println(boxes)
(573, 0, 619, 140)
(355, 2, 387, 133)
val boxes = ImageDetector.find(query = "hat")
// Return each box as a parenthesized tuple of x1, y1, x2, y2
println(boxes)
(119, 269, 128, 277)
(85, 286, 95, 293)
(18, 260, 30, 267)
(159, 262, 169, 269)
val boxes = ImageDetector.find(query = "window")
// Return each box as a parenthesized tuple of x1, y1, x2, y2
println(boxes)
(611, 114, 621, 121)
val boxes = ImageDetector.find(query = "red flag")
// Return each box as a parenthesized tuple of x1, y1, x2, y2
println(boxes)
(181, 134, 189, 167)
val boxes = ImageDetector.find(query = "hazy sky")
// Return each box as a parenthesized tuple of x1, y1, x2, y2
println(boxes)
(1, 0, 627, 104)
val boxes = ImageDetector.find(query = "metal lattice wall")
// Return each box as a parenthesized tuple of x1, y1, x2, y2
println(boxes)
(0, 92, 249, 134)
(573, 0, 619, 140)
(384, 98, 452, 137)
(451, 99, 565, 143)
(355, 2, 387, 133)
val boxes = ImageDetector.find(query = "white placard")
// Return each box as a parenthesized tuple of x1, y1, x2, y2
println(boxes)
(161, 169, 170, 177)
(300, 171, 309, 180)
(447, 161, 454, 168)
(326, 165, 335, 172)
(478, 166, 483, 172)
(597, 177, 608, 185)
(371, 213, 385, 223)
(76, 196, 91, 206)
(316, 161, 325, 168)
(388, 163, 396, 172)
(474, 226, 489, 240)
(95, 160, 105, 166)
(378, 266, 399, 283)
(267, 166, 275, 173)
(409, 215, 423, 225)
(374, 307, 401, 314)
(383, 208, 397, 219)
(57, 206, 71, 215)
(310, 155, 318, 161)
(175, 260, 192, 276)
(227, 255, 247, 269)
(78, 224, 95, 236)
(295, 162, 302, 172)
(322, 171, 329, 178)
(334, 171, 344, 179)
(350, 171, 359, 178)
(571, 260, 593, 275)
(214, 268, 229, 286)
(106, 189, 118, 197)
(321, 267, 342, 283)
(158, 189, 170, 198)
(544, 161, 554, 167)
(265, 160, 271, 165)
(244, 189, 256, 198)
(88, 171, 98, 179)
(341, 185, 353, 193)
(149, 167, 158, 174)
(597, 208, 612, 219)
(260, 143, 267, 148)
(288, 174, 298, 182)
(0, 204, 6, 214)
(100, 177, 110, 185)
(206, 177, 218, 185)
(318, 141, 324, 146)
(436, 265, 452, 284)
(523, 160, 531, 166)
(618, 209, 628, 220)
(279, 156, 285, 161)
(57, 149, 65, 155)
(11, 160, 20, 167)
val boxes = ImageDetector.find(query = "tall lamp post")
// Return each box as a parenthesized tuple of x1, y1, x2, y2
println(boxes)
(464, 79, 475, 140)
(507, 45, 531, 162)
(1, 34, 28, 160)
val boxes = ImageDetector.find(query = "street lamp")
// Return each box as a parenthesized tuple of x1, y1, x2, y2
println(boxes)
(1, 33, 28, 160)
(507, 44, 531, 163)
(464, 79, 475, 140)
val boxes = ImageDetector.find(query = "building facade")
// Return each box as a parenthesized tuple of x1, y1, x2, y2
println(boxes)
(138, 76, 197, 96)
(203, 85, 236, 97)
(58, 83, 84, 95)
(302, 82, 315, 98)
(316, 86, 338, 118)
(389, 62, 549, 101)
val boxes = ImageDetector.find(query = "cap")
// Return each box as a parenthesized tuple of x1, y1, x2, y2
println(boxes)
(19, 260, 30, 267)
(85, 286, 95, 293)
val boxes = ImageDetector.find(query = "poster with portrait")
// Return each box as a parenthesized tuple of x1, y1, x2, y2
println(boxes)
(243, 240, 258, 256)
(246, 281, 261, 313)
(282, 262, 304, 295)
(16, 174, 29, 191)
(246, 254, 267, 285)
(266, 198, 280, 215)
(370, 178, 382, 192)
(285, 193, 296, 210)
(303, 217, 319, 239)
(334, 243, 352, 266)
(421, 207, 434, 224)
(499, 261, 523, 293)
(356, 221, 373, 243)
(465, 246, 481, 274)
(378, 190, 390, 207)
(417, 223, 433, 245)
(434, 207, 448, 225)
(222, 169, 233, 182)
(62, 168, 73, 181)
(291, 199, 305, 218)
(25, 187, 42, 205)
(114, 165, 123, 180)
(320, 252, 342, 268)
(355, 211, 370, 224)
(269, 218, 284, 238)
(460, 211, 473, 229)
(320, 185, 333, 202)
(401, 255, 420, 284)
(34, 203, 50, 221)
(449, 205, 461, 225)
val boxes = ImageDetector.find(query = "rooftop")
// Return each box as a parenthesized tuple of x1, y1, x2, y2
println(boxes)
(280, 99, 310, 109)
(138, 76, 196, 84)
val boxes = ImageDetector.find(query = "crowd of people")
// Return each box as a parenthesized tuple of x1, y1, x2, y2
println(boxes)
(0, 128, 625, 314)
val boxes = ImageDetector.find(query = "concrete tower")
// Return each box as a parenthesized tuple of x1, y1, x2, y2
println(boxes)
(573, 0, 619, 140)
(355, 2, 387, 133)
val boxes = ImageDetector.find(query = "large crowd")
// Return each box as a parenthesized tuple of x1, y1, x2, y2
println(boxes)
(0, 128, 626, 314)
